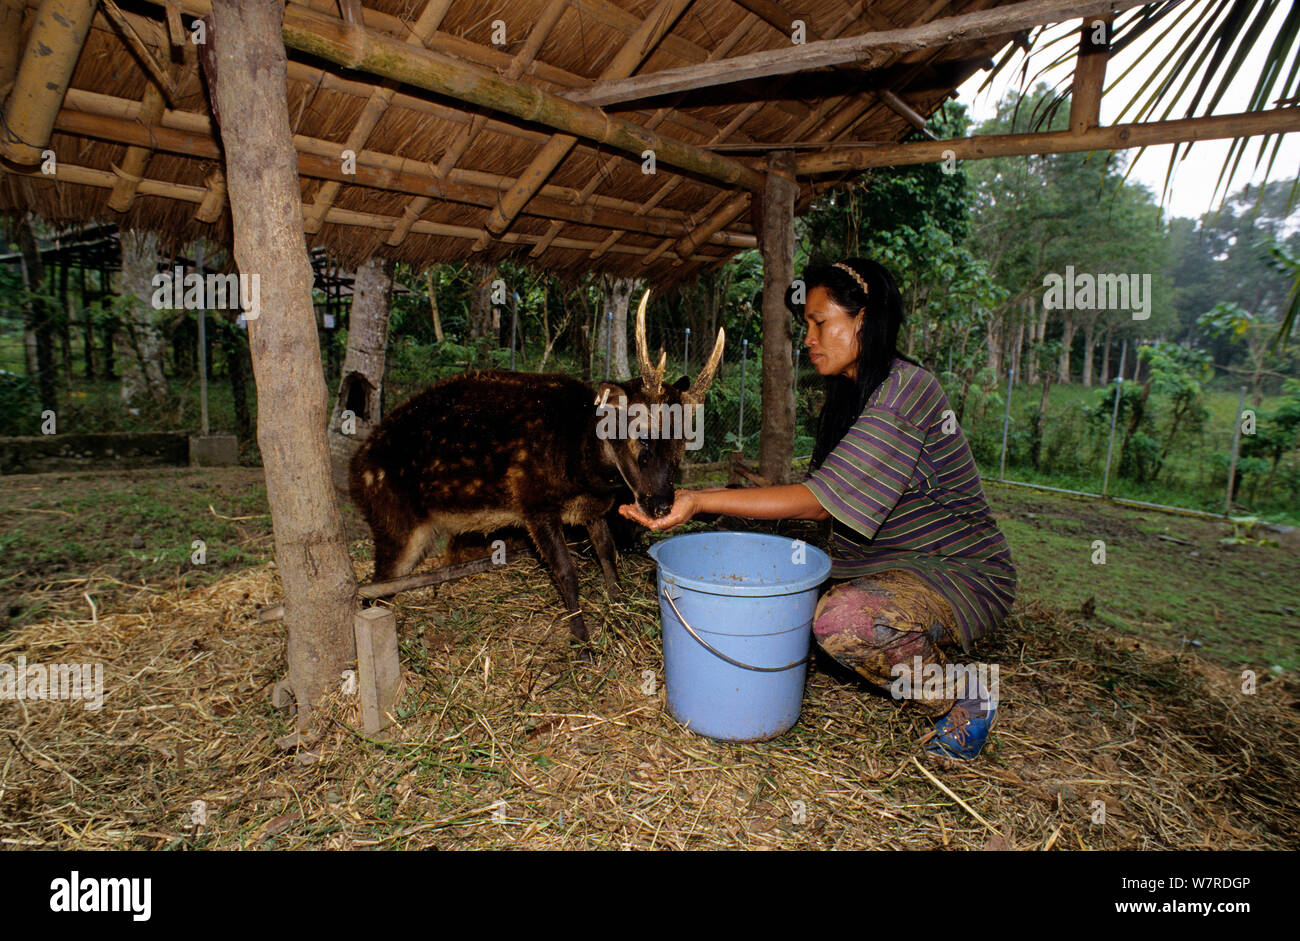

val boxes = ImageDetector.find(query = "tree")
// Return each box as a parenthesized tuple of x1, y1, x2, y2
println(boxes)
(207, 0, 358, 725)
(116, 229, 172, 412)
(328, 256, 393, 493)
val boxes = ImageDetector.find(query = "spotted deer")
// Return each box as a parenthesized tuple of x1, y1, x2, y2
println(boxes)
(349, 291, 724, 653)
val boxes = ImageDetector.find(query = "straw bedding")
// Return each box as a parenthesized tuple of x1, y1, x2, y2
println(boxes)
(2, 540, 1297, 850)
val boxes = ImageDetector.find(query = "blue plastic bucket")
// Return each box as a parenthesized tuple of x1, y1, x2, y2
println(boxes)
(647, 531, 831, 742)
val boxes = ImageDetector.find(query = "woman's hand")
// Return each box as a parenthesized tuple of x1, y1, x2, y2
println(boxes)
(619, 489, 699, 531)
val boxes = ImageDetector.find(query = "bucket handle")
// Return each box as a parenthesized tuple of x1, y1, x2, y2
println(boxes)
(661, 584, 810, 674)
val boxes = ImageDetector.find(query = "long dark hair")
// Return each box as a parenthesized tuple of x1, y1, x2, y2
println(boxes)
(787, 258, 911, 469)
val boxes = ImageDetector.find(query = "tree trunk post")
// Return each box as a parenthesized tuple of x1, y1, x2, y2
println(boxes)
(1081, 319, 1095, 387)
(15, 215, 57, 414)
(603, 276, 635, 382)
(758, 150, 796, 484)
(329, 255, 393, 494)
(118, 229, 170, 409)
(206, 0, 358, 723)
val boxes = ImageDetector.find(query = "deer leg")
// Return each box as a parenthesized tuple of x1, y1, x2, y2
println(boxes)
(585, 516, 621, 600)
(525, 513, 591, 652)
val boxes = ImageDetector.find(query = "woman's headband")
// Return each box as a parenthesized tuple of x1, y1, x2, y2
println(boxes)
(833, 261, 870, 297)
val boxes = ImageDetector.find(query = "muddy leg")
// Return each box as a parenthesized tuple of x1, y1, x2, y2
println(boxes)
(525, 513, 591, 653)
(585, 516, 621, 599)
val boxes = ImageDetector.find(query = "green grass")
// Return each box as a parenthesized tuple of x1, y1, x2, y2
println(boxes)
(0, 467, 274, 628)
(987, 481, 1300, 672)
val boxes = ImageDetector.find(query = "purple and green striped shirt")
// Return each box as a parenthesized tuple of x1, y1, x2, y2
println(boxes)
(803, 359, 1016, 650)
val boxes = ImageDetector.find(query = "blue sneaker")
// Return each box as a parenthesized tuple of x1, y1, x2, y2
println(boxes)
(924, 696, 997, 760)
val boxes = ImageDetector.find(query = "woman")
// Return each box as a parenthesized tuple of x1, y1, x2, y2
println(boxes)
(619, 258, 1016, 759)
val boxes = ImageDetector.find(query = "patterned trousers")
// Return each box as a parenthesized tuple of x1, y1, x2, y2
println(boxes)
(812, 569, 963, 717)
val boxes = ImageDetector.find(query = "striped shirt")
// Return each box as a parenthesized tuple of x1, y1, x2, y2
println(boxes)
(803, 359, 1016, 650)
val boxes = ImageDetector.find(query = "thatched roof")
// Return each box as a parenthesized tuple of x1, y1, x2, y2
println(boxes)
(0, 0, 1016, 282)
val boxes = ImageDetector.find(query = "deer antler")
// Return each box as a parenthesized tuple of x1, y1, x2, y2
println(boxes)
(634, 289, 665, 396)
(686, 327, 726, 403)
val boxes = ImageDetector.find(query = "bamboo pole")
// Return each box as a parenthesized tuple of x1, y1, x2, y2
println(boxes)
(303, 0, 452, 235)
(269, 5, 766, 192)
(0, 0, 98, 165)
(474, 0, 695, 245)
(731, 0, 821, 40)
(106, 81, 168, 212)
(675, 191, 751, 259)
(58, 87, 717, 227)
(797, 107, 1300, 175)
(50, 107, 757, 248)
(133, 0, 765, 191)
(0, 0, 25, 100)
(83, 0, 771, 168)
(4, 160, 734, 264)
(394, 0, 567, 249)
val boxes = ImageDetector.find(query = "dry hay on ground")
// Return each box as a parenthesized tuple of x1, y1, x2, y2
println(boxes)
(2, 550, 1297, 850)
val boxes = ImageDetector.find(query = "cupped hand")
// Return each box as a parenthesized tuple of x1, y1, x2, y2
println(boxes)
(618, 490, 699, 531)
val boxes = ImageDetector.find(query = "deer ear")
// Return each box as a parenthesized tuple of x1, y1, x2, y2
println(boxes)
(595, 382, 627, 408)
(673, 375, 690, 392)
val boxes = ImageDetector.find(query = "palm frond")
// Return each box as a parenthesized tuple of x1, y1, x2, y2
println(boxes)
(984, 0, 1300, 347)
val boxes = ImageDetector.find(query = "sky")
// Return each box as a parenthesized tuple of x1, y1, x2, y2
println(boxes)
(953, 1, 1300, 223)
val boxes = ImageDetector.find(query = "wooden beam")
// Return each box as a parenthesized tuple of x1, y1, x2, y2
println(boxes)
(52, 107, 757, 247)
(0, 0, 98, 165)
(474, 0, 694, 248)
(2, 160, 736, 264)
(305, 0, 453, 236)
(1070, 15, 1110, 134)
(731, 0, 820, 40)
(59, 88, 713, 226)
(878, 88, 937, 139)
(570, 0, 809, 119)
(563, 0, 1153, 107)
(267, 5, 766, 192)
(796, 107, 1300, 175)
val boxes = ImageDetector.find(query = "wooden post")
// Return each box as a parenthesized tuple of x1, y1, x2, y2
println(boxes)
(758, 151, 796, 484)
(354, 607, 401, 736)
(0, 0, 98, 165)
(206, 0, 358, 724)
(1070, 15, 1110, 135)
